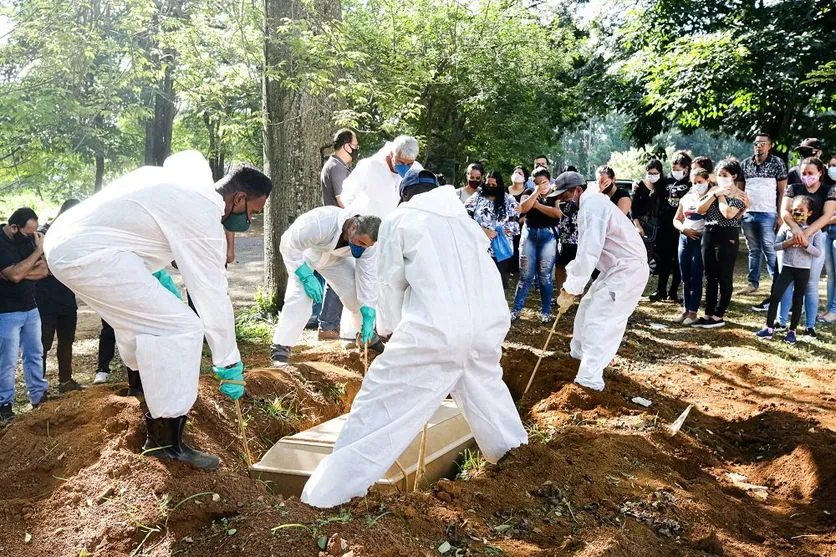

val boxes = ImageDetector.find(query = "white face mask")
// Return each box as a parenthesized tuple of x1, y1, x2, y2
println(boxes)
(512, 173, 525, 184)
(716, 176, 733, 189)
(693, 182, 710, 195)
(646, 173, 660, 184)
(828, 167, 836, 181)
(672, 170, 686, 181)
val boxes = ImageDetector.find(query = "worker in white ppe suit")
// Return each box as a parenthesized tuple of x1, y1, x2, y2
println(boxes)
(554, 171, 649, 391)
(301, 169, 528, 508)
(44, 151, 273, 469)
(269, 208, 383, 365)
(335, 135, 423, 342)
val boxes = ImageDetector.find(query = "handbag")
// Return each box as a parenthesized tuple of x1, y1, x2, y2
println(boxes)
(491, 227, 514, 262)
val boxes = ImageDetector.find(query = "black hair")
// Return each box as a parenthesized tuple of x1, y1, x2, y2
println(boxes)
(402, 184, 437, 202)
(436, 173, 447, 186)
(466, 162, 485, 177)
(483, 170, 509, 220)
(792, 195, 818, 216)
(645, 159, 663, 173)
(216, 164, 273, 198)
(755, 131, 772, 142)
(9, 208, 38, 227)
(531, 167, 551, 181)
(671, 151, 692, 170)
(353, 215, 381, 241)
(800, 157, 825, 177)
(513, 165, 530, 182)
(332, 128, 355, 150)
(716, 157, 742, 181)
(596, 165, 615, 180)
(534, 155, 550, 165)
(692, 156, 714, 173)
(691, 168, 710, 182)
(57, 199, 80, 217)
(564, 165, 578, 173)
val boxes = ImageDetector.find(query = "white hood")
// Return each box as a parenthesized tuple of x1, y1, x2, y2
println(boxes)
(401, 186, 467, 218)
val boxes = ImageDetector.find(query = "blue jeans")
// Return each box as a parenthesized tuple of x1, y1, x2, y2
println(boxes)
(741, 211, 777, 288)
(825, 226, 836, 314)
(778, 248, 825, 329)
(0, 308, 49, 406)
(678, 234, 703, 313)
(318, 282, 344, 331)
(512, 226, 557, 315)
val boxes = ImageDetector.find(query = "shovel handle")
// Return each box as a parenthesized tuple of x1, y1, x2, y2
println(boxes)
(523, 309, 565, 395)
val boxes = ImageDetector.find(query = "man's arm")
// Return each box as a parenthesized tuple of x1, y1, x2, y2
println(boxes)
(0, 232, 44, 283)
(375, 220, 407, 337)
(23, 259, 49, 280)
(775, 178, 787, 231)
(225, 229, 236, 264)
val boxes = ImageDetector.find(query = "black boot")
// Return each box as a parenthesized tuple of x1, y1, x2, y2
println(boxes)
(120, 368, 144, 397)
(0, 402, 13, 422)
(142, 413, 219, 470)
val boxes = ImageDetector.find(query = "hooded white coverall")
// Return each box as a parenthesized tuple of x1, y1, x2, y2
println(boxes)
(271, 207, 377, 348)
(301, 185, 528, 508)
(43, 151, 239, 418)
(563, 188, 649, 391)
(336, 143, 423, 339)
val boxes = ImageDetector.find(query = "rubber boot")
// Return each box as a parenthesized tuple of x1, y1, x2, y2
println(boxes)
(119, 368, 144, 398)
(142, 413, 220, 470)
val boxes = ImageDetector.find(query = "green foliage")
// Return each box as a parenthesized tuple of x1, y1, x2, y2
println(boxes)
(234, 306, 275, 344)
(605, 0, 836, 150)
(456, 448, 485, 480)
(0, 192, 60, 223)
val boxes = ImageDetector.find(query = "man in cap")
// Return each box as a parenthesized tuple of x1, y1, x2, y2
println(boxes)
(553, 171, 649, 391)
(301, 169, 527, 508)
(787, 138, 825, 187)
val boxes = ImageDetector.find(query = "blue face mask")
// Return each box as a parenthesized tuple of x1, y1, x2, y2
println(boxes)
(350, 243, 366, 258)
(394, 164, 411, 177)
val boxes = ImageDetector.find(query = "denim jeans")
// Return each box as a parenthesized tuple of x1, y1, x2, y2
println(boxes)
(741, 211, 777, 288)
(512, 226, 557, 315)
(777, 248, 825, 329)
(678, 234, 703, 313)
(0, 308, 49, 405)
(825, 226, 836, 314)
(318, 282, 344, 331)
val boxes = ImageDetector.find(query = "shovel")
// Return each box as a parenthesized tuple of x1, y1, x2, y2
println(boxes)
(523, 307, 567, 395)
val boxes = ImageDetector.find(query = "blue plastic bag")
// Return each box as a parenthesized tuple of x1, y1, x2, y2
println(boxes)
(491, 227, 514, 262)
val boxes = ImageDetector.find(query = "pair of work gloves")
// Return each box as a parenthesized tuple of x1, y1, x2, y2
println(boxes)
(296, 263, 376, 343)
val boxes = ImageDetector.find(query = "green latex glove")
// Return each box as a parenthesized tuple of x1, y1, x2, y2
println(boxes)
(294, 263, 323, 303)
(153, 269, 182, 300)
(214, 362, 245, 400)
(360, 306, 376, 344)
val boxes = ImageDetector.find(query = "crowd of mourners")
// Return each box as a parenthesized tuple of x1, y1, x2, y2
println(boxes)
(453, 134, 836, 344)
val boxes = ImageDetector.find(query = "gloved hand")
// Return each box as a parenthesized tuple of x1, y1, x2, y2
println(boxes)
(214, 361, 245, 400)
(152, 269, 183, 300)
(556, 289, 576, 314)
(294, 263, 323, 303)
(359, 306, 376, 344)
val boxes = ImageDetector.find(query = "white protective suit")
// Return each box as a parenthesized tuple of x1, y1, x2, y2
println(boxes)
(43, 151, 239, 418)
(271, 206, 377, 347)
(301, 185, 528, 508)
(563, 188, 649, 391)
(335, 142, 422, 338)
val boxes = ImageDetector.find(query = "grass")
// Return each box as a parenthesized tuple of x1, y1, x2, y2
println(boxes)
(235, 306, 275, 343)
(456, 448, 486, 480)
(256, 393, 304, 423)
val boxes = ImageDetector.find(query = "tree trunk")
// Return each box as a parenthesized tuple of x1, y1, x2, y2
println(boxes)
(144, 62, 176, 166)
(94, 153, 105, 192)
(262, 0, 340, 307)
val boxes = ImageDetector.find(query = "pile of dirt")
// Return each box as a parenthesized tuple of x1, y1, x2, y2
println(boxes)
(1, 332, 835, 556)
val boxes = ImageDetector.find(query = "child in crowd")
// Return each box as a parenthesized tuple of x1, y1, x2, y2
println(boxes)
(755, 196, 824, 344)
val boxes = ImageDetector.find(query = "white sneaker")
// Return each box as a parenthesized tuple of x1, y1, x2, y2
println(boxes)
(93, 371, 110, 384)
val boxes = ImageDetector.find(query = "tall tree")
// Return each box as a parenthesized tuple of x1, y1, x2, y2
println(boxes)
(262, 0, 340, 304)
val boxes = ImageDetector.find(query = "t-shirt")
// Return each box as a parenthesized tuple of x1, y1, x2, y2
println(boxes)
(320, 155, 351, 207)
(609, 188, 631, 216)
(519, 189, 560, 229)
(35, 223, 77, 315)
(704, 196, 746, 228)
(661, 177, 691, 218)
(0, 225, 38, 313)
(741, 154, 788, 213)
(784, 181, 836, 224)
(456, 187, 477, 204)
(679, 191, 706, 234)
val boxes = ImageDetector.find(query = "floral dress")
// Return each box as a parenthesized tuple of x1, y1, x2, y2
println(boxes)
(465, 192, 520, 256)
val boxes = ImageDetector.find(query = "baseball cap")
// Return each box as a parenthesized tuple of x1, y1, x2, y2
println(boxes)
(796, 138, 823, 152)
(552, 171, 586, 195)
(399, 168, 439, 198)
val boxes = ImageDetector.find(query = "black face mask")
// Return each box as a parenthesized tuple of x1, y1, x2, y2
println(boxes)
(481, 185, 503, 197)
(13, 230, 30, 244)
(558, 199, 578, 216)
(346, 145, 359, 162)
